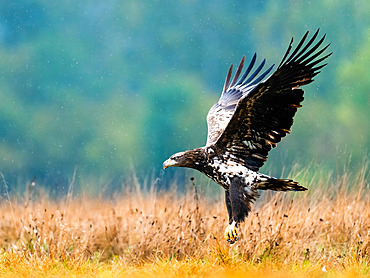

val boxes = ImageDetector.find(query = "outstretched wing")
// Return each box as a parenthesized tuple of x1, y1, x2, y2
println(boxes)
(214, 29, 331, 171)
(206, 54, 274, 146)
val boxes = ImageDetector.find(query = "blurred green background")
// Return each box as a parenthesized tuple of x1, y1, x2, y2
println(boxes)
(0, 1, 368, 192)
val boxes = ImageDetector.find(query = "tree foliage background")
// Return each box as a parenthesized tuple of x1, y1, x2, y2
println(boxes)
(0, 1, 368, 191)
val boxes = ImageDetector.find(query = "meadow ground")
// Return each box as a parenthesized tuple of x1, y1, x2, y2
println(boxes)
(0, 165, 368, 277)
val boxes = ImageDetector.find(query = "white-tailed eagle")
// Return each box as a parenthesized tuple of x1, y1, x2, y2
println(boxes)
(163, 30, 331, 244)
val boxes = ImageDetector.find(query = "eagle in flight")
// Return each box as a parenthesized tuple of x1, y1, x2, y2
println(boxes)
(163, 30, 331, 244)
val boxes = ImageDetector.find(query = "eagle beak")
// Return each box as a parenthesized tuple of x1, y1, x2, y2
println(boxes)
(163, 159, 174, 169)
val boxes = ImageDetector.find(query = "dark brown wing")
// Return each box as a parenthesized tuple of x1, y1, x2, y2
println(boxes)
(213, 29, 332, 171)
(206, 54, 274, 146)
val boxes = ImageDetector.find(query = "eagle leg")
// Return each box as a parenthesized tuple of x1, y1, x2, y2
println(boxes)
(225, 190, 239, 244)
(225, 177, 256, 244)
(225, 190, 233, 224)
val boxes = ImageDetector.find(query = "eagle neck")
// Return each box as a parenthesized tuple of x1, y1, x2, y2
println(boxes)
(193, 146, 216, 174)
(182, 147, 207, 171)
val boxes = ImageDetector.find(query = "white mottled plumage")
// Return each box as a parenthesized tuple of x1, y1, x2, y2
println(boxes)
(209, 155, 265, 193)
(206, 105, 234, 146)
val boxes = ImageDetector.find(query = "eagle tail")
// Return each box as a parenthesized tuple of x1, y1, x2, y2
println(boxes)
(256, 176, 307, 191)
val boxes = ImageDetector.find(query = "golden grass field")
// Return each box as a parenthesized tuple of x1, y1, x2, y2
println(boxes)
(0, 164, 369, 277)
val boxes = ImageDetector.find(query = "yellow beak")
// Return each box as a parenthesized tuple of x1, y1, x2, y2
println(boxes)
(163, 159, 174, 169)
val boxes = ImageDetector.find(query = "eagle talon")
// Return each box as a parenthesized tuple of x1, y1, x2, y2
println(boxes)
(225, 221, 239, 244)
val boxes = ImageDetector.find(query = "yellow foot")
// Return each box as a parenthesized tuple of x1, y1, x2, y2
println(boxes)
(225, 221, 239, 244)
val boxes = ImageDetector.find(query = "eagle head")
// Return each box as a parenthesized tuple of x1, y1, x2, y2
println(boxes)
(163, 148, 204, 169)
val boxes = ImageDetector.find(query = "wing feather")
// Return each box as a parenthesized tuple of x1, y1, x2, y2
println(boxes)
(230, 56, 245, 87)
(213, 30, 331, 171)
(222, 64, 233, 94)
(206, 55, 274, 146)
(236, 53, 257, 86)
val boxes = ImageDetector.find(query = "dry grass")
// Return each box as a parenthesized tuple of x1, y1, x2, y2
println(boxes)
(0, 164, 368, 277)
